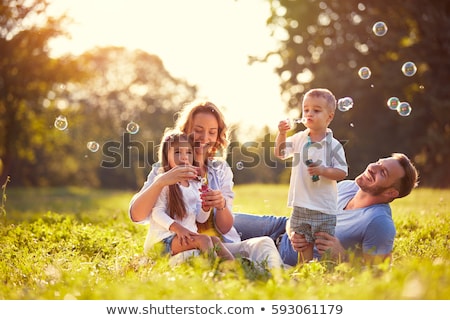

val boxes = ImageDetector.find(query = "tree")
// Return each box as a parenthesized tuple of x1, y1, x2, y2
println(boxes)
(69, 46, 197, 189)
(1, 1, 197, 188)
(259, 0, 450, 186)
(0, 0, 78, 186)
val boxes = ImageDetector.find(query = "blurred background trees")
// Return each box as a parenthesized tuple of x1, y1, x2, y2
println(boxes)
(1, 0, 449, 188)
(257, 0, 450, 187)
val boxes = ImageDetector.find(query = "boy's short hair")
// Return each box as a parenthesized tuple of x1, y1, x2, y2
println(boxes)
(303, 88, 336, 112)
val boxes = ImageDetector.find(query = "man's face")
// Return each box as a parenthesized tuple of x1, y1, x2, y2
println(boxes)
(355, 157, 405, 196)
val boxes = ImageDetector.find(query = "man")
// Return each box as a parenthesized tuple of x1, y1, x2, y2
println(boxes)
(233, 153, 419, 266)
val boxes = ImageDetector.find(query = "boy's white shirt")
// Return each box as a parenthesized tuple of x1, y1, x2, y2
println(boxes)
(283, 128, 348, 215)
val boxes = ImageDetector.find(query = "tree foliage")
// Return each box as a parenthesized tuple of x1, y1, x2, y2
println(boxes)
(0, 0, 78, 186)
(0, 0, 197, 188)
(260, 0, 450, 186)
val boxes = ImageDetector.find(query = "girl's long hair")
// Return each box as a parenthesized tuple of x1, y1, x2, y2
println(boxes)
(159, 130, 195, 220)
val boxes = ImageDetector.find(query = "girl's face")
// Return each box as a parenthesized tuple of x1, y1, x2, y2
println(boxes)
(190, 112, 218, 156)
(302, 96, 334, 131)
(167, 141, 194, 168)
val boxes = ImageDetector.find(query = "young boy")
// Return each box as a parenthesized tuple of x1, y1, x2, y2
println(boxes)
(275, 88, 348, 263)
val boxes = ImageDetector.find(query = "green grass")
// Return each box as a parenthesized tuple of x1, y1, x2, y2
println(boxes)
(1, 185, 449, 299)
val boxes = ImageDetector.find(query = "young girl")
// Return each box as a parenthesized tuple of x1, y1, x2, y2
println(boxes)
(144, 130, 234, 261)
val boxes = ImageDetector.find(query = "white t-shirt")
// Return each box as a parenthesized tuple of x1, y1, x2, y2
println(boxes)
(144, 179, 210, 252)
(283, 128, 348, 215)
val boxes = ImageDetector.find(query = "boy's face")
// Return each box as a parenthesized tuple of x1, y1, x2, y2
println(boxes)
(168, 142, 194, 168)
(302, 95, 334, 130)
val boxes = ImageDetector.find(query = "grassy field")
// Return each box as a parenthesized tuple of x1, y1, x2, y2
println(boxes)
(1, 184, 449, 300)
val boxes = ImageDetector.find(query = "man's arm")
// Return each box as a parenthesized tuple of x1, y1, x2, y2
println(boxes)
(315, 232, 393, 265)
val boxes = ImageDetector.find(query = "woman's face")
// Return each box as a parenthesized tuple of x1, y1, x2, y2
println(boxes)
(190, 112, 218, 157)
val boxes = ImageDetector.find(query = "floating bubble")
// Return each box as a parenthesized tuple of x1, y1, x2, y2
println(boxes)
(86, 141, 100, 152)
(337, 97, 354, 112)
(236, 161, 244, 170)
(54, 115, 68, 131)
(401, 61, 417, 77)
(292, 118, 306, 124)
(358, 66, 371, 80)
(372, 21, 388, 37)
(397, 102, 412, 117)
(387, 97, 400, 110)
(126, 121, 140, 134)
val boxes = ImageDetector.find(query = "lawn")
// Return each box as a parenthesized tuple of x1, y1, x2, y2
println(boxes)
(1, 184, 449, 300)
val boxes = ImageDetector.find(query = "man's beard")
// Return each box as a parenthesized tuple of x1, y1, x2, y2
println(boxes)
(355, 175, 386, 196)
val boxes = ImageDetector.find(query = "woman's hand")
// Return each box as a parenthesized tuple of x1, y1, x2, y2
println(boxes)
(200, 189, 225, 211)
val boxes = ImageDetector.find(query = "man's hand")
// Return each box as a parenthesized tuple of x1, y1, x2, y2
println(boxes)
(314, 232, 346, 260)
(289, 231, 311, 252)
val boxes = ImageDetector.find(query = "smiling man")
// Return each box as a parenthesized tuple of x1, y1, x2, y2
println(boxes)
(234, 153, 419, 266)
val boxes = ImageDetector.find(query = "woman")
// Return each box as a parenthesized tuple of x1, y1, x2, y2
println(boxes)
(129, 100, 284, 268)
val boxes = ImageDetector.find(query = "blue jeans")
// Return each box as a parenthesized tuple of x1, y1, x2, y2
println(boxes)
(233, 213, 299, 266)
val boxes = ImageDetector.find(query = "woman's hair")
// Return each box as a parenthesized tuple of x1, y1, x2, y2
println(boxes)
(158, 129, 195, 220)
(173, 100, 229, 160)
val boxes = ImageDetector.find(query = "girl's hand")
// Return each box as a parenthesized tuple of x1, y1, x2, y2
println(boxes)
(157, 165, 198, 185)
(200, 189, 226, 211)
(172, 224, 197, 246)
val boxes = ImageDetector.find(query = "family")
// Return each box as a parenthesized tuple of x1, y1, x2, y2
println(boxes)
(128, 88, 419, 269)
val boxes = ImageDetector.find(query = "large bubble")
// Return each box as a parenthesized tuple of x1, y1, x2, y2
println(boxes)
(358, 66, 371, 80)
(401, 61, 417, 77)
(337, 97, 354, 112)
(397, 102, 412, 117)
(54, 115, 68, 131)
(235, 161, 244, 170)
(86, 141, 100, 152)
(126, 121, 140, 134)
(372, 21, 388, 36)
(387, 97, 400, 110)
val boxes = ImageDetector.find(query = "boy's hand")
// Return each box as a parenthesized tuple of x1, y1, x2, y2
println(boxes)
(278, 119, 291, 134)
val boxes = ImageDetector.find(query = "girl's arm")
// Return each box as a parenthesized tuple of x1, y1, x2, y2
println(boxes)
(129, 165, 198, 222)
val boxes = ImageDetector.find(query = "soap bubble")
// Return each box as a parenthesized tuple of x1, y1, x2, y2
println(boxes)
(337, 97, 354, 112)
(236, 161, 244, 170)
(397, 102, 412, 117)
(54, 115, 68, 131)
(372, 21, 388, 36)
(358, 67, 371, 80)
(401, 61, 417, 77)
(86, 141, 100, 152)
(126, 121, 140, 134)
(387, 97, 400, 110)
(292, 118, 306, 124)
